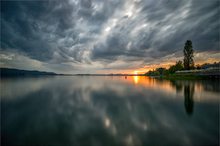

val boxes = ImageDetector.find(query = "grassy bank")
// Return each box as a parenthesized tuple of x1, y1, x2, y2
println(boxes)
(148, 74, 219, 80)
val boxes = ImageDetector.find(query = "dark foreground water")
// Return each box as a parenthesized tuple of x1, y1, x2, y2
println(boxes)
(1, 76, 219, 146)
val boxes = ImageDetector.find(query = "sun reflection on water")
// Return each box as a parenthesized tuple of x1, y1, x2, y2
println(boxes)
(133, 76, 140, 84)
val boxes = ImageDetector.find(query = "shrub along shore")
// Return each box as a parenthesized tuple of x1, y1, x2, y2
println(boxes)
(145, 62, 220, 80)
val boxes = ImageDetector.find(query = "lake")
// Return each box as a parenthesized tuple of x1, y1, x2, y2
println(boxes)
(1, 76, 219, 146)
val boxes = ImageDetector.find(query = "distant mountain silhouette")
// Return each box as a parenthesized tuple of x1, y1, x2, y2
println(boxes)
(0, 68, 57, 77)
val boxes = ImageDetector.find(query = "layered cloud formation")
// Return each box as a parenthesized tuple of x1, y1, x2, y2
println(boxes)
(1, 0, 219, 73)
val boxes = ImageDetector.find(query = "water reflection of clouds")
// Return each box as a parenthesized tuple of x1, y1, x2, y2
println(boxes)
(1, 76, 219, 145)
(0, 77, 53, 99)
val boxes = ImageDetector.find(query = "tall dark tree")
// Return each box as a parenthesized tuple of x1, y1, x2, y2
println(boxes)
(183, 40, 194, 70)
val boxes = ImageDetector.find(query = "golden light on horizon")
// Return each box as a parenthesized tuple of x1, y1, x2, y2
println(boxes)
(134, 70, 138, 75)
(95, 52, 219, 74)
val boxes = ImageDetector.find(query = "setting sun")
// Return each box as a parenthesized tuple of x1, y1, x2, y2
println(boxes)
(134, 71, 138, 75)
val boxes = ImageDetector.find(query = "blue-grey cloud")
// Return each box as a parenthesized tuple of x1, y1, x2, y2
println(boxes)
(0, 0, 219, 73)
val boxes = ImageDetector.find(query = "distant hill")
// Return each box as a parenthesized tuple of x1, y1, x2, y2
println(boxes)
(0, 68, 57, 77)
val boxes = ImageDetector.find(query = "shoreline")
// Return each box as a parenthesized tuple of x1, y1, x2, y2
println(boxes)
(148, 74, 220, 80)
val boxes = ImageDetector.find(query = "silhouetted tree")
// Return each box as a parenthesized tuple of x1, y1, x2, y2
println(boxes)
(156, 67, 166, 76)
(168, 60, 184, 74)
(146, 70, 160, 76)
(175, 60, 184, 71)
(183, 40, 194, 70)
(195, 64, 201, 69)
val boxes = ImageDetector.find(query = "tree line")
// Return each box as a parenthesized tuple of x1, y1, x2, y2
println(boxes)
(145, 40, 219, 76)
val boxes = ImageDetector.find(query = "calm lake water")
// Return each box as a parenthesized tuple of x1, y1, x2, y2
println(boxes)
(1, 76, 219, 146)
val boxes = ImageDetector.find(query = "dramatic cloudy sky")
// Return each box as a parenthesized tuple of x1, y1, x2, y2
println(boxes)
(0, 0, 219, 74)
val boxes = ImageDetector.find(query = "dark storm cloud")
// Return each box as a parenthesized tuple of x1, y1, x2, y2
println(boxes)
(0, 0, 125, 63)
(92, 0, 219, 61)
(0, 0, 219, 72)
(1, 0, 76, 61)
